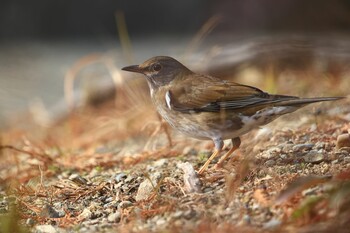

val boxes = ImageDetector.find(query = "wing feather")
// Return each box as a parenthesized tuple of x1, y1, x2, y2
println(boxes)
(169, 74, 298, 113)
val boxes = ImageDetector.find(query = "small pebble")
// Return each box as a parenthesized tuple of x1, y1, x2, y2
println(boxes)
(315, 142, 326, 149)
(282, 143, 294, 152)
(118, 201, 133, 209)
(183, 209, 196, 220)
(93, 210, 104, 219)
(203, 187, 214, 193)
(340, 147, 350, 153)
(262, 147, 281, 159)
(78, 208, 92, 220)
(173, 210, 183, 218)
(293, 143, 314, 152)
(156, 218, 166, 226)
(115, 173, 127, 183)
(69, 174, 88, 185)
(104, 197, 114, 203)
(26, 218, 35, 226)
(335, 153, 346, 161)
(107, 212, 121, 223)
(178, 162, 202, 193)
(88, 219, 101, 225)
(302, 187, 319, 196)
(280, 154, 288, 160)
(263, 218, 281, 230)
(344, 156, 350, 163)
(337, 133, 350, 149)
(154, 158, 168, 167)
(303, 150, 324, 164)
(242, 214, 251, 225)
(35, 225, 58, 233)
(135, 172, 162, 201)
(265, 160, 275, 167)
(331, 159, 339, 164)
(40, 204, 64, 218)
(124, 175, 134, 183)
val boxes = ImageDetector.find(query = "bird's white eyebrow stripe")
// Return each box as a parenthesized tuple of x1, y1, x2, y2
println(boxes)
(165, 90, 172, 110)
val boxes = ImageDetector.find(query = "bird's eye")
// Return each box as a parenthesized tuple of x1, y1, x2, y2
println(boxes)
(152, 63, 162, 72)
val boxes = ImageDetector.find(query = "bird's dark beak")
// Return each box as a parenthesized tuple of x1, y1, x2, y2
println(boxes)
(121, 65, 144, 74)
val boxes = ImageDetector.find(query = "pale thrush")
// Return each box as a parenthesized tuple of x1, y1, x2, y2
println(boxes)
(122, 56, 343, 174)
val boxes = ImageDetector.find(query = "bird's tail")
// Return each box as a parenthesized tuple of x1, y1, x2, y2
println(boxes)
(275, 96, 344, 107)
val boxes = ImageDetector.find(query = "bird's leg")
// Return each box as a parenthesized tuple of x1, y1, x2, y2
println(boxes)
(215, 137, 241, 168)
(197, 139, 223, 174)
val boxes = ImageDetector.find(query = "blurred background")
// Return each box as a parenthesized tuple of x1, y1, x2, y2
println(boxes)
(1, 0, 350, 128)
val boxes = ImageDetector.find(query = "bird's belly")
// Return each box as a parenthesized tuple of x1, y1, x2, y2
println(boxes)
(155, 104, 244, 140)
(155, 106, 207, 139)
(155, 101, 296, 141)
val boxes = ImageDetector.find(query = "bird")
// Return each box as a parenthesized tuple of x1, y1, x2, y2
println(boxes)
(122, 56, 343, 174)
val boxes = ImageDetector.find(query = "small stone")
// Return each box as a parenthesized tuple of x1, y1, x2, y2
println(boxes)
(263, 218, 281, 230)
(173, 210, 183, 218)
(35, 225, 58, 233)
(282, 143, 294, 152)
(340, 147, 350, 153)
(280, 154, 288, 160)
(40, 204, 64, 218)
(302, 187, 319, 196)
(156, 218, 166, 226)
(262, 147, 281, 159)
(88, 219, 101, 225)
(303, 150, 324, 164)
(335, 152, 346, 161)
(135, 172, 162, 201)
(104, 197, 114, 203)
(124, 175, 134, 183)
(315, 142, 326, 149)
(104, 200, 119, 208)
(293, 143, 314, 152)
(337, 134, 350, 149)
(203, 187, 214, 193)
(178, 162, 202, 193)
(115, 173, 127, 183)
(69, 174, 88, 185)
(309, 123, 317, 132)
(242, 214, 251, 225)
(265, 160, 275, 167)
(331, 159, 339, 164)
(26, 218, 35, 226)
(344, 156, 350, 163)
(107, 212, 121, 223)
(154, 158, 168, 167)
(118, 201, 133, 209)
(183, 209, 196, 220)
(78, 208, 92, 220)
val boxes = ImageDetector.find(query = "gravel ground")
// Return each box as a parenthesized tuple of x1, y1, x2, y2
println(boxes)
(1, 96, 350, 233)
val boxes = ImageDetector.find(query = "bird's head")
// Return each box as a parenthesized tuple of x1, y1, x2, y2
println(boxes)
(122, 56, 192, 89)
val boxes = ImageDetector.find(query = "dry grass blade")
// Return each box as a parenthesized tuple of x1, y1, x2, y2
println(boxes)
(115, 10, 133, 63)
(1, 144, 54, 163)
(184, 15, 222, 59)
(64, 53, 103, 110)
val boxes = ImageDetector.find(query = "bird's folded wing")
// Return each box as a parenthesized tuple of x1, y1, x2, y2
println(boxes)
(169, 77, 297, 113)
